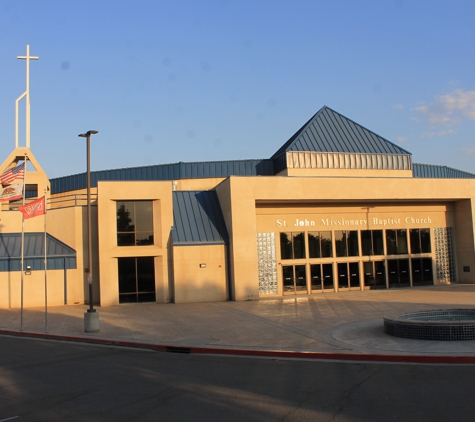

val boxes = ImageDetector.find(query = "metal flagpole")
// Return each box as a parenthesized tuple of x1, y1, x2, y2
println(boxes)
(20, 155, 28, 331)
(44, 190, 48, 333)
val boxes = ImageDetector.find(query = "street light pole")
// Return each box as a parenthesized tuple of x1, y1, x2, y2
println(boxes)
(79, 130, 99, 332)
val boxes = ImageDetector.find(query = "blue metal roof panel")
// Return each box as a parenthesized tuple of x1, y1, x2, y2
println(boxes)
(413, 164, 475, 179)
(0, 233, 76, 258)
(0, 233, 77, 271)
(271, 106, 411, 159)
(172, 191, 228, 245)
(51, 159, 274, 194)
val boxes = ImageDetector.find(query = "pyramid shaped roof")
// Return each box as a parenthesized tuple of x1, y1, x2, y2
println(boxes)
(271, 106, 411, 159)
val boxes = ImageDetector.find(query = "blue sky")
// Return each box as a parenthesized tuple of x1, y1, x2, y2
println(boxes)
(1, 0, 474, 178)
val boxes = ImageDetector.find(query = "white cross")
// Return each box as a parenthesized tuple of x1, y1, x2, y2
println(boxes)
(16, 45, 39, 148)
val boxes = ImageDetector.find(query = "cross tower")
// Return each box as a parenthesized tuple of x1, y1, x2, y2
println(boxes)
(16, 45, 39, 149)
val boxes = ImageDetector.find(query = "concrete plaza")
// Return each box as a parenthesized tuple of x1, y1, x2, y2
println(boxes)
(2, 284, 475, 359)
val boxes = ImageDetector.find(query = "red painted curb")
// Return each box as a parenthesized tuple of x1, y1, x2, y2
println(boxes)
(1, 329, 475, 364)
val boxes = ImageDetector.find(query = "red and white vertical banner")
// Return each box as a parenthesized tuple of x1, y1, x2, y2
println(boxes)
(18, 196, 45, 219)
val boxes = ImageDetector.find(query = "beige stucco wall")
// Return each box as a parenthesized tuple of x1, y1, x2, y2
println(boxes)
(172, 244, 227, 303)
(97, 181, 174, 306)
(453, 199, 475, 282)
(0, 269, 67, 309)
(172, 178, 225, 191)
(0, 205, 86, 309)
(215, 176, 475, 300)
(215, 178, 259, 301)
(3, 169, 475, 308)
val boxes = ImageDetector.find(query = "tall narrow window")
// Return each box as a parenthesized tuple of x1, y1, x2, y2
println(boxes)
(373, 230, 384, 255)
(293, 232, 306, 259)
(280, 232, 293, 259)
(335, 231, 347, 257)
(396, 229, 408, 254)
(117, 201, 153, 246)
(420, 228, 431, 253)
(308, 232, 321, 258)
(361, 230, 372, 256)
(321, 231, 333, 258)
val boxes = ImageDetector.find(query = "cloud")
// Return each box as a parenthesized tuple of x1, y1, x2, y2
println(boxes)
(462, 146, 475, 155)
(414, 89, 475, 126)
(393, 104, 404, 110)
(420, 129, 456, 139)
(395, 136, 407, 143)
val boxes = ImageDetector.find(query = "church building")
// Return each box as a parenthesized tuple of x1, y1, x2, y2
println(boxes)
(1, 48, 475, 309)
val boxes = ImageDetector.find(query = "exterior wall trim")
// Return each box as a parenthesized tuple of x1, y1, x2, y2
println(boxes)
(286, 151, 412, 170)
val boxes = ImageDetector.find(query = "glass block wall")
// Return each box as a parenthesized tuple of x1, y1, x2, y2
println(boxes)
(434, 227, 455, 283)
(257, 232, 278, 295)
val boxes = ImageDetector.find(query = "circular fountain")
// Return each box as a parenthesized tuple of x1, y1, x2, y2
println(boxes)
(383, 309, 475, 341)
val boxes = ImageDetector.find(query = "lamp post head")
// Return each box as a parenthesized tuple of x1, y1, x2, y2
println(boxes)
(78, 130, 98, 138)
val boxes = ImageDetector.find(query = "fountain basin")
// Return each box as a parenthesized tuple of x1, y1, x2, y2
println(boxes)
(383, 309, 475, 341)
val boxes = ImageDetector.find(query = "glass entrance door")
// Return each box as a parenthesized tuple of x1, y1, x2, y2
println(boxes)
(337, 262, 360, 290)
(295, 265, 307, 292)
(412, 258, 433, 286)
(322, 264, 334, 290)
(283, 266, 294, 292)
(349, 262, 360, 288)
(282, 265, 308, 294)
(374, 261, 386, 288)
(338, 263, 349, 289)
(364, 261, 386, 289)
(310, 264, 322, 291)
(118, 257, 156, 303)
(388, 259, 410, 288)
(311, 263, 336, 291)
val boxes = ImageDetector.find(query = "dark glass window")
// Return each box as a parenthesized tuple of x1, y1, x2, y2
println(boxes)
(361, 230, 384, 256)
(373, 230, 384, 255)
(336, 230, 359, 257)
(117, 201, 153, 246)
(347, 231, 359, 256)
(335, 231, 347, 257)
(386, 230, 397, 255)
(280, 232, 293, 259)
(308, 232, 321, 258)
(397, 230, 408, 254)
(410, 229, 421, 254)
(280, 232, 306, 260)
(410, 228, 431, 254)
(421, 228, 431, 253)
(361, 231, 372, 256)
(386, 229, 408, 255)
(321, 231, 332, 258)
(293, 232, 306, 259)
(308, 231, 333, 258)
(118, 257, 156, 303)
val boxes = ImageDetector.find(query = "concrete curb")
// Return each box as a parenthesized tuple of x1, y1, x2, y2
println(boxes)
(2, 328, 475, 364)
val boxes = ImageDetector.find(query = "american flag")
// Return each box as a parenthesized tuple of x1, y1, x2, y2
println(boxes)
(1, 163, 25, 186)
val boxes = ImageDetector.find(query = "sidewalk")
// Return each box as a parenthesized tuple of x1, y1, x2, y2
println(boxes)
(2, 284, 475, 362)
